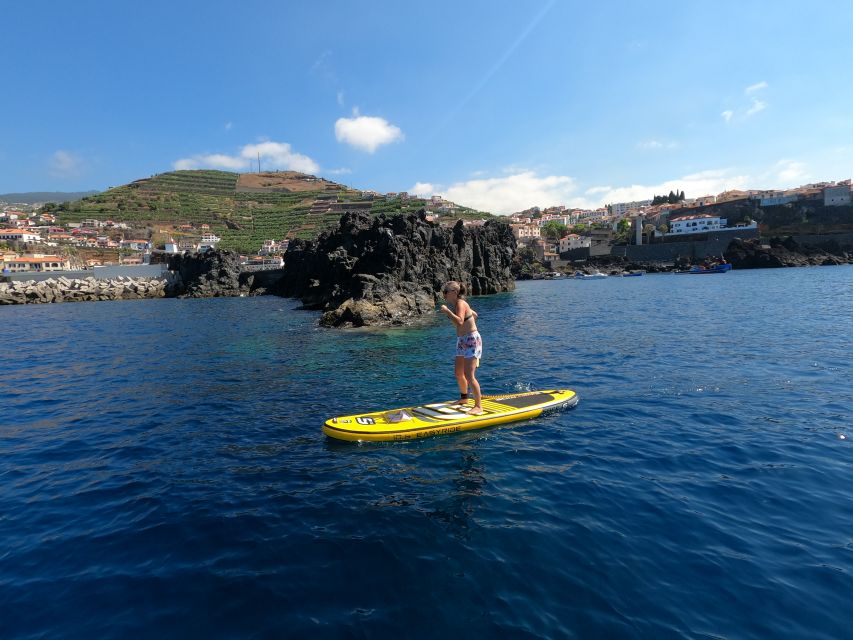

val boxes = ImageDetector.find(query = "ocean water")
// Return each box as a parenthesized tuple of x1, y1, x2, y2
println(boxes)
(2, 266, 852, 639)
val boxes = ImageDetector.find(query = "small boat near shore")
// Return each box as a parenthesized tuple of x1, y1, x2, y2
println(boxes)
(674, 263, 732, 275)
(621, 270, 646, 277)
(574, 271, 608, 280)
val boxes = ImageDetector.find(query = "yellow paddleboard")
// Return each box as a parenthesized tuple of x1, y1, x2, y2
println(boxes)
(323, 389, 579, 442)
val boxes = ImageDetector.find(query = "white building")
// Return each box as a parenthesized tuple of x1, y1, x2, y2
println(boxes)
(668, 215, 727, 235)
(510, 224, 541, 240)
(0, 229, 42, 243)
(259, 239, 289, 255)
(120, 239, 151, 251)
(558, 234, 591, 252)
(2, 254, 70, 273)
(824, 184, 852, 206)
(760, 192, 798, 207)
(611, 200, 652, 218)
(197, 232, 221, 252)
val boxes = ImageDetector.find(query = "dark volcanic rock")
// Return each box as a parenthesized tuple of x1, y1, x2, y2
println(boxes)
(725, 236, 852, 269)
(167, 249, 254, 297)
(272, 210, 516, 327)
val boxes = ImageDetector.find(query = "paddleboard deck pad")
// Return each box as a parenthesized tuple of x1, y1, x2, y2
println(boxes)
(323, 389, 579, 442)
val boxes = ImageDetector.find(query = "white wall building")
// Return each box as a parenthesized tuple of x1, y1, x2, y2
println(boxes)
(510, 224, 541, 239)
(558, 234, 591, 252)
(611, 200, 652, 218)
(668, 215, 727, 235)
(2, 254, 70, 273)
(197, 232, 222, 252)
(824, 185, 852, 206)
(0, 229, 42, 243)
(760, 193, 798, 206)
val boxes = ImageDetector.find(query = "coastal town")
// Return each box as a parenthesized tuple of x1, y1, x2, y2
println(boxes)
(1, 177, 851, 277)
(504, 180, 851, 263)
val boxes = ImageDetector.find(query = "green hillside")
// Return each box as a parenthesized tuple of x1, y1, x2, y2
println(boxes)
(41, 170, 494, 253)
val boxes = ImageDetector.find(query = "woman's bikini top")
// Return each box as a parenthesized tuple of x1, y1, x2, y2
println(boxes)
(464, 313, 473, 322)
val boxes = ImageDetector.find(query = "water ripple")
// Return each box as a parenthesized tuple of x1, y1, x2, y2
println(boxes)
(1, 267, 852, 638)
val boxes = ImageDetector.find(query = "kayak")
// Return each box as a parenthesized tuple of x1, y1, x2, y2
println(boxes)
(323, 389, 579, 442)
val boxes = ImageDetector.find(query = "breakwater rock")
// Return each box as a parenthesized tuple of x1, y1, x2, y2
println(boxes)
(272, 211, 516, 327)
(0, 276, 168, 305)
(726, 236, 853, 269)
(167, 250, 256, 298)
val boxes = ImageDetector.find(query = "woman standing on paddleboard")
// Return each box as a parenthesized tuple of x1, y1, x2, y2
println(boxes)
(439, 281, 484, 415)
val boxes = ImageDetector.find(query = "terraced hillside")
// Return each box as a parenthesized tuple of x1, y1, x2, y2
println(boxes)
(45, 170, 494, 253)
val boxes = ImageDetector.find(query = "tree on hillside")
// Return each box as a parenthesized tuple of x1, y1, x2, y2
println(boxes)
(541, 220, 567, 240)
(651, 190, 686, 206)
(615, 218, 632, 243)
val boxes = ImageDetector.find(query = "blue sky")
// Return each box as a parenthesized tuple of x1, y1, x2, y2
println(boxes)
(3, 0, 852, 213)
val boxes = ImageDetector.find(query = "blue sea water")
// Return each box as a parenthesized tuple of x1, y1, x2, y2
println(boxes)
(1, 266, 852, 639)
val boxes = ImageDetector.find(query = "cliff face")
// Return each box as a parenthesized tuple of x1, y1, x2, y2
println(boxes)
(725, 236, 853, 268)
(273, 210, 516, 327)
(167, 250, 255, 297)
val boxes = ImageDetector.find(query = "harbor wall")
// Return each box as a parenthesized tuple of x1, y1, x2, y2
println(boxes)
(621, 228, 759, 262)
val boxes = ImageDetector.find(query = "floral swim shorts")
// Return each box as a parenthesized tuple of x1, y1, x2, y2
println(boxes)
(455, 331, 483, 360)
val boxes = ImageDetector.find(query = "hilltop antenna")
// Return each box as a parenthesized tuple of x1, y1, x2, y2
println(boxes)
(257, 152, 261, 174)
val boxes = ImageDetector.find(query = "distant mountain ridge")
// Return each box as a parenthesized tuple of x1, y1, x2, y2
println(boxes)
(1, 191, 99, 204)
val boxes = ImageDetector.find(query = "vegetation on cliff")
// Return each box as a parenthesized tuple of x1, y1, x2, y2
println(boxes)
(40, 170, 494, 254)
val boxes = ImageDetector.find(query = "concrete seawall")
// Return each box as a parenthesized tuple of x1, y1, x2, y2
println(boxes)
(621, 228, 760, 262)
(0, 276, 171, 305)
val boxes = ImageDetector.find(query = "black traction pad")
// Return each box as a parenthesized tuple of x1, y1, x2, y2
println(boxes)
(494, 392, 555, 409)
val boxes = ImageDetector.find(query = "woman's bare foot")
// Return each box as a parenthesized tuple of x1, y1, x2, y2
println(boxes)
(467, 407, 485, 415)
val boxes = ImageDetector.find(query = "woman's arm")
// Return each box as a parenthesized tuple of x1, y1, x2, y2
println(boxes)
(440, 301, 467, 327)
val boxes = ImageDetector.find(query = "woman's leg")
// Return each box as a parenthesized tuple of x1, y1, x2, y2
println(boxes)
(464, 357, 483, 414)
(453, 356, 468, 404)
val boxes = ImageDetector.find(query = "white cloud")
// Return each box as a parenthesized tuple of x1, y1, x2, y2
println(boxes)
(310, 50, 332, 73)
(775, 159, 808, 184)
(745, 98, 767, 116)
(585, 186, 611, 196)
(173, 141, 319, 174)
(721, 110, 734, 124)
(335, 113, 404, 153)
(415, 167, 756, 214)
(585, 170, 749, 207)
(48, 150, 84, 179)
(637, 139, 678, 150)
(745, 81, 768, 93)
(418, 171, 578, 215)
(414, 160, 838, 214)
(410, 182, 437, 197)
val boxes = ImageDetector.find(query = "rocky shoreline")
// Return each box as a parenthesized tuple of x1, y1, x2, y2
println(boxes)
(270, 210, 516, 327)
(519, 235, 853, 278)
(0, 276, 169, 305)
(2, 228, 850, 315)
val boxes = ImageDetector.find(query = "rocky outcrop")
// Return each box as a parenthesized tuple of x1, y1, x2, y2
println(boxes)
(725, 236, 853, 269)
(271, 210, 516, 327)
(166, 250, 256, 297)
(0, 276, 168, 305)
